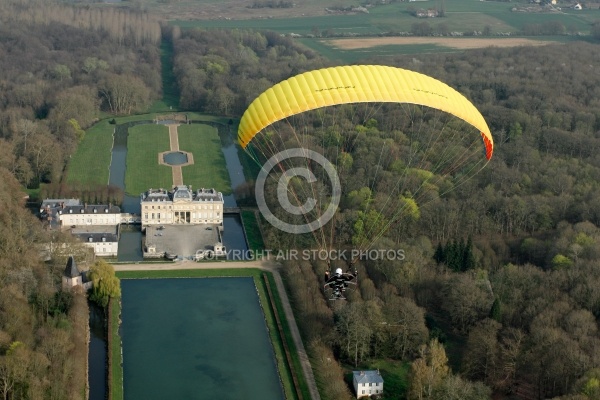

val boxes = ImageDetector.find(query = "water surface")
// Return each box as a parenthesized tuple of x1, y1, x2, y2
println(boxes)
(121, 278, 284, 400)
(88, 303, 107, 400)
(118, 225, 143, 262)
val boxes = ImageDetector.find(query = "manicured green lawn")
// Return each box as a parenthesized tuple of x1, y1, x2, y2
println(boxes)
(67, 113, 240, 193)
(177, 124, 232, 194)
(124, 124, 173, 195)
(67, 119, 114, 186)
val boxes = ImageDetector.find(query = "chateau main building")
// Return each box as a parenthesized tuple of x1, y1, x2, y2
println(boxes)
(141, 185, 224, 229)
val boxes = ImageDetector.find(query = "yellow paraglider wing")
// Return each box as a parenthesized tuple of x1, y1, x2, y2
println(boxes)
(237, 65, 493, 159)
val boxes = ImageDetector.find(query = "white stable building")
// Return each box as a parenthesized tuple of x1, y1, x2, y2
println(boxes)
(59, 204, 122, 226)
(40, 200, 121, 228)
(140, 185, 224, 229)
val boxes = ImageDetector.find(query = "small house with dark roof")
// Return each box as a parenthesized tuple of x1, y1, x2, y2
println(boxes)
(353, 370, 384, 398)
(62, 256, 92, 291)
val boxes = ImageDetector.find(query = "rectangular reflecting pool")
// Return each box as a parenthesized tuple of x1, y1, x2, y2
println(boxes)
(121, 278, 284, 400)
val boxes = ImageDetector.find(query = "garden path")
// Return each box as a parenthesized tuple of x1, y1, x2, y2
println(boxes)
(167, 124, 183, 185)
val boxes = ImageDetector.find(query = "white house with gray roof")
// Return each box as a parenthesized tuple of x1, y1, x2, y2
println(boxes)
(140, 185, 223, 229)
(59, 204, 122, 227)
(353, 370, 384, 398)
(40, 199, 122, 228)
(73, 231, 119, 257)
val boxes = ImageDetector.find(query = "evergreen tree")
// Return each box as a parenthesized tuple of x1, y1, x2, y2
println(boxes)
(489, 298, 502, 323)
(463, 236, 476, 271)
(446, 240, 461, 272)
(434, 242, 445, 264)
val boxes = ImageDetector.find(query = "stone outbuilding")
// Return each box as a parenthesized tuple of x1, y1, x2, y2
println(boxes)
(62, 256, 93, 291)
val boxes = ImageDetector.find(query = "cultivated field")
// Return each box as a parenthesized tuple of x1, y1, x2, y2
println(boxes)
(327, 36, 557, 50)
(164, 0, 597, 60)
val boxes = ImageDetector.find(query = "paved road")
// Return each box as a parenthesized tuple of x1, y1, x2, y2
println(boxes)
(113, 260, 321, 400)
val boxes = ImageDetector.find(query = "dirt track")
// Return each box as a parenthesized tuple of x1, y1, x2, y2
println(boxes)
(327, 37, 556, 50)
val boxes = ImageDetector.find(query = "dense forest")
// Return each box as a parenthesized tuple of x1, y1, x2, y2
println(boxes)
(0, 168, 92, 399)
(277, 43, 600, 399)
(0, 1, 161, 399)
(0, 0, 161, 190)
(170, 25, 600, 398)
(171, 28, 600, 399)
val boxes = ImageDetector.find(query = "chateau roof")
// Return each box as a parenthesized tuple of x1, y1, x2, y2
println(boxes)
(142, 186, 223, 203)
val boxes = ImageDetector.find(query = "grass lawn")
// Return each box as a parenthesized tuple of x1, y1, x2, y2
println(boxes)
(345, 359, 410, 400)
(66, 113, 239, 192)
(110, 298, 124, 400)
(369, 359, 410, 400)
(67, 119, 114, 186)
(113, 268, 306, 400)
(263, 272, 312, 400)
(241, 210, 265, 251)
(177, 123, 232, 194)
(124, 124, 173, 195)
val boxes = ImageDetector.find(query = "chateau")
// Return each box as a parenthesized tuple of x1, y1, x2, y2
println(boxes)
(41, 185, 225, 259)
(140, 185, 224, 229)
